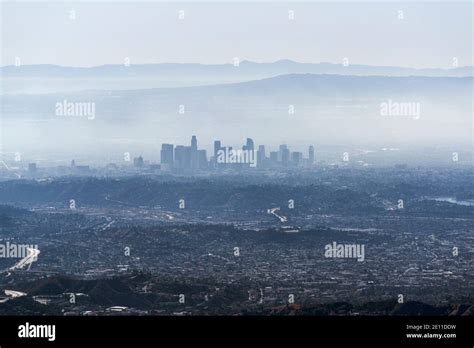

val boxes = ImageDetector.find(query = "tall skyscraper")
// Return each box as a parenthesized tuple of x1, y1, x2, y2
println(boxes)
(214, 140, 222, 160)
(174, 145, 185, 169)
(184, 146, 192, 169)
(161, 144, 174, 164)
(160, 144, 174, 171)
(309, 145, 315, 164)
(291, 152, 303, 166)
(242, 138, 254, 151)
(279, 144, 289, 165)
(191, 136, 198, 169)
(257, 145, 266, 167)
(198, 149, 207, 169)
(269, 151, 278, 165)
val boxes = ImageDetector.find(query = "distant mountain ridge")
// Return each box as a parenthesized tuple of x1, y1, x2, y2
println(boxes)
(2, 60, 472, 94)
(2, 60, 472, 78)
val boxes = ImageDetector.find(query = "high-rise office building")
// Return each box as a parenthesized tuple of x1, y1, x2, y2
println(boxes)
(243, 138, 254, 151)
(184, 146, 192, 169)
(214, 140, 222, 160)
(198, 149, 207, 169)
(161, 144, 174, 165)
(279, 144, 290, 165)
(174, 146, 185, 169)
(160, 144, 174, 171)
(257, 145, 266, 167)
(278, 145, 286, 162)
(269, 151, 278, 165)
(291, 152, 303, 166)
(309, 145, 315, 164)
(191, 136, 198, 169)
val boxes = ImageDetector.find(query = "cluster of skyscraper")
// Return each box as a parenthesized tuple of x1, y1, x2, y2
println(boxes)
(159, 136, 315, 172)
(160, 136, 207, 171)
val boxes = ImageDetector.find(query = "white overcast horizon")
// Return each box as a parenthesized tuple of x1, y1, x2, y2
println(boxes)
(1, 1, 472, 69)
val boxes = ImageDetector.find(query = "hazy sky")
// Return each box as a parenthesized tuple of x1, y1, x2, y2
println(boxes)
(1, 1, 472, 68)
